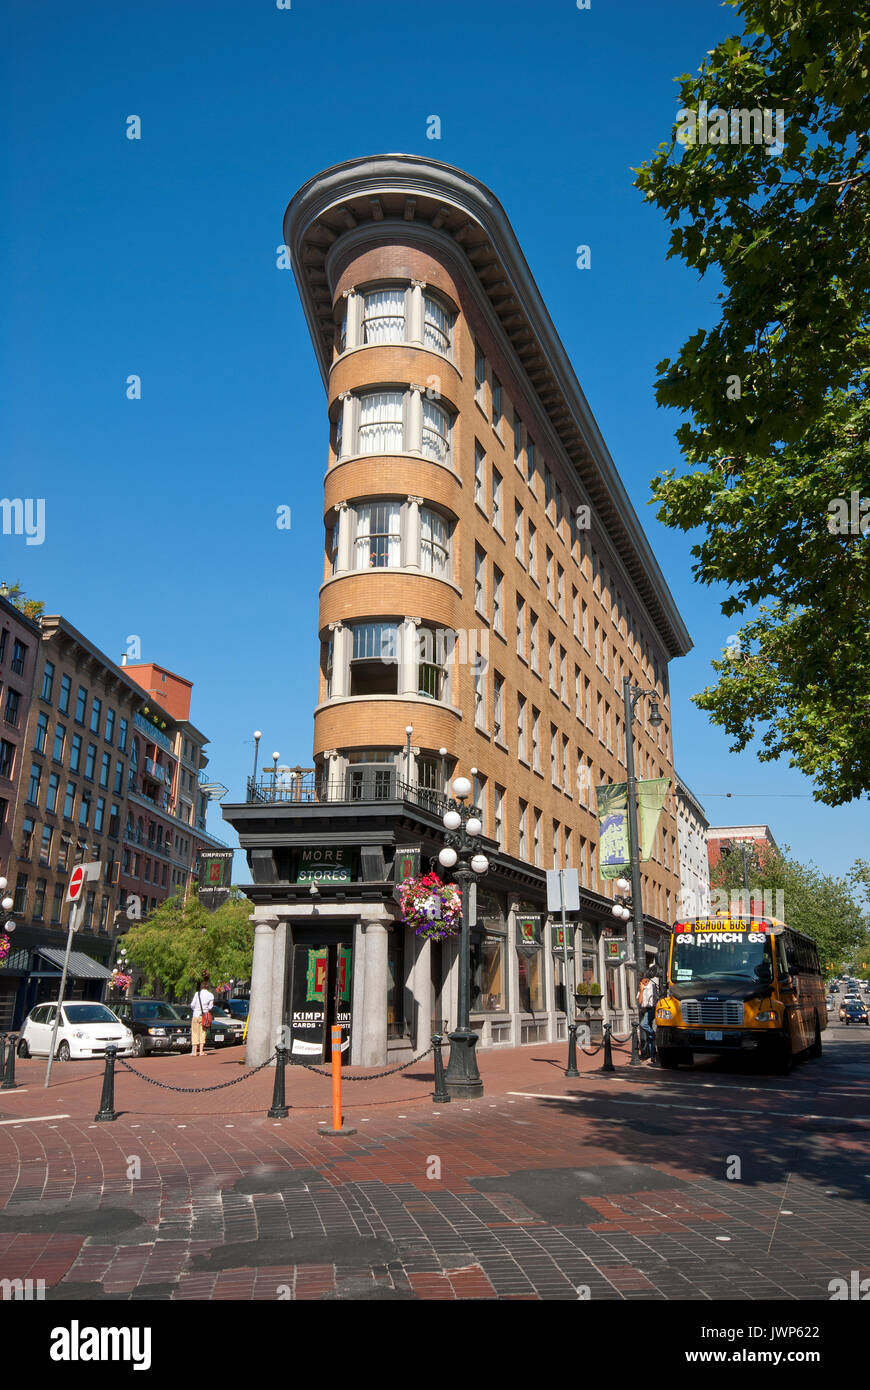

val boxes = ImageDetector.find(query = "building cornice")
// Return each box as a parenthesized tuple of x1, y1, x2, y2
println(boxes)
(284, 154, 692, 661)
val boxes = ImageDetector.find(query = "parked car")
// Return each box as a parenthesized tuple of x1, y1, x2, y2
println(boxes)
(839, 1000, 869, 1025)
(207, 1007, 246, 1047)
(112, 998, 191, 1055)
(226, 999, 249, 1021)
(17, 1002, 134, 1060)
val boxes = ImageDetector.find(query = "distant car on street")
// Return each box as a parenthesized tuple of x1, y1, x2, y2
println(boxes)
(839, 1000, 869, 1025)
(112, 999, 192, 1056)
(207, 1007, 246, 1047)
(226, 999, 249, 1021)
(16, 1002, 134, 1060)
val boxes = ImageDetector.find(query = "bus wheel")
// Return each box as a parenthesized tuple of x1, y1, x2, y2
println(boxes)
(773, 1039, 793, 1076)
(808, 1020, 822, 1059)
(657, 1049, 681, 1069)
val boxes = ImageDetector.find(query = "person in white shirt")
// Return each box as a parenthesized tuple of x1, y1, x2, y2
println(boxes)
(639, 971, 659, 1064)
(190, 975, 215, 1057)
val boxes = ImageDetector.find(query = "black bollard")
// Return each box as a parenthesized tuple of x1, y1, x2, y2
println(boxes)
(1, 1035, 16, 1090)
(268, 1046, 289, 1118)
(565, 1022, 579, 1078)
(600, 1022, 615, 1073)
(94, 1045, 118, 1121)
(431, 1032, 451, 1104)
(629, 1019, 643, 1067)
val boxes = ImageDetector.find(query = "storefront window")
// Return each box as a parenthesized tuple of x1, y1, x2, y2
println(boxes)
(518, 951, 544, 1013)
(387, 933, 407, 1039)
(471, 933, 506, 1012)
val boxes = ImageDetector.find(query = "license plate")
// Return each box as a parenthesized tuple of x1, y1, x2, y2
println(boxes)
(214, 1034, 225, 1042)
(705, 1030, 723, 1041)
(173, 1037, 187, 1046)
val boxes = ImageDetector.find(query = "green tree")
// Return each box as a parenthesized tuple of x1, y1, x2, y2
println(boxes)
(123, 890, 254, 998)
(2, 582, 45, 621)
(635, 0, 870, 806)
(711, 843, 870, 972)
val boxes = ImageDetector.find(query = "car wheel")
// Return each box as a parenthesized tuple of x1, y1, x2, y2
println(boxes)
(56, 1041, 71, 1062)
(16, 1037, 30, 1059)
(132, 1035, 146, 1057)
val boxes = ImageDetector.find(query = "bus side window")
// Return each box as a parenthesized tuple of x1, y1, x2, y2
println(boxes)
(775, 936, 790, 982)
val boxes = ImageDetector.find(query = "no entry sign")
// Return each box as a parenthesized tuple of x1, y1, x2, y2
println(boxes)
(66, 865, 86, 902)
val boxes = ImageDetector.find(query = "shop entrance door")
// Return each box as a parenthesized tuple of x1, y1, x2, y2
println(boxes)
(287, 940, 353, 1063)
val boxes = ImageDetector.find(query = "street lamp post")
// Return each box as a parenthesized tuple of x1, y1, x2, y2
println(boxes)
(250, 731, 262, 795)
(438, 776, 489, 1099)
(621, 675, 663, 1025)
(404, 726, 414, 788)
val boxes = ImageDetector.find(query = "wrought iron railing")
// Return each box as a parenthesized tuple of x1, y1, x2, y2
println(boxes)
(246, 773, 449, 817)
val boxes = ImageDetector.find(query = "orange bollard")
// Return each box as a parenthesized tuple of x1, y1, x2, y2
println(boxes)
(319, 1023, 356, 1137)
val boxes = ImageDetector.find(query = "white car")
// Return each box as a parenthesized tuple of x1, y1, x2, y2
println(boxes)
(17, 1002, 134, 1060)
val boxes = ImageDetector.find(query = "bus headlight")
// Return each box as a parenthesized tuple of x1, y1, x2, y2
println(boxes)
(755, 1011, 777, 1022)
(656, 1001, 676, 1022)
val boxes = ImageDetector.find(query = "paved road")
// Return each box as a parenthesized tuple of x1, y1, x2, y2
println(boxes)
(0, 1021, 867, 1301)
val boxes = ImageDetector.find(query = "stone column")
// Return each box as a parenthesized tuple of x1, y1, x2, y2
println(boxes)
(404, 495, 422, 570)
(408, 280, 427, 344)
(507, 895, 521, 1045)
(412, 933, 433, 1053)
(321, 749, 339, 799)
(408, 384, 424, 455)
(350, 917, 367, 1065)
(343, 287, 362, 349)
(246, 915, 279, 1067)
(400, 617, 421, 697)
(329, 622, 349, 698)
(358, 913, 391, 1065)
(334, 500, 351, 572)
(338, 391, 354, 458)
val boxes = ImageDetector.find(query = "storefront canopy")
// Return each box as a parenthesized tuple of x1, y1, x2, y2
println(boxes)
(33, 948, 113, 981)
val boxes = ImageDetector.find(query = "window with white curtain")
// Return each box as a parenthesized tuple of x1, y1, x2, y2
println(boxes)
(354, 502, 402, 569)
(350, 622, 399, 696)
(422, 399, 450, 463)
(420, 507, 450, 577)
(424, 295, 452, 353)
(358, 392, 404, 454)
(362, 288, 406, 344)
(417, 626, 451, 701)
(517, 695, 527, 760)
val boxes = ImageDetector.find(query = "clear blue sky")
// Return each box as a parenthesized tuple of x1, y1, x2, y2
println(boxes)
(3, 0, 866, 886)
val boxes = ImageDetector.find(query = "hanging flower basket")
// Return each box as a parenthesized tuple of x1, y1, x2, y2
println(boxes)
(0, 935, 11, 963)
(111, 970, 132, 993)
(399, 872, 462, 941)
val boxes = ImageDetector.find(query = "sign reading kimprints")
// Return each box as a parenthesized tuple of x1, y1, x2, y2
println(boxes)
(296, 847, 352, 884)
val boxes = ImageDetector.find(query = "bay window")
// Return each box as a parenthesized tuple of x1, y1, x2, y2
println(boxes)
(358, 391, 404, 454)
(423, 295, 452, 354)
(362, 287, 406, 344)
(422, 398, 450, 463)
(420, 507, 450, 576)
(354, 502, 401, 569)
(350, 622, 399, 696)
(417, 627, 450, 701)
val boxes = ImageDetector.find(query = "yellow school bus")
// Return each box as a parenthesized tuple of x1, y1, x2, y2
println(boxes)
(655, 915, 827, 1074)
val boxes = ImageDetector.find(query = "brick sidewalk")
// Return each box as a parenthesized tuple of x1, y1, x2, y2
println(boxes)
(0, 1040, 868, 1300)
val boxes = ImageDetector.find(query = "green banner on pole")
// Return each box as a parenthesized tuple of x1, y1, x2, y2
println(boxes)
(596, 783, 630, 879)
(638, 778, 671, 860)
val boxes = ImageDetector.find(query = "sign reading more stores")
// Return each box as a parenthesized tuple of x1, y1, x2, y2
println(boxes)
(296, 847, 352, 885)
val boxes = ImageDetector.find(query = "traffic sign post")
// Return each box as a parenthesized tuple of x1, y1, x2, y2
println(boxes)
(547, 868, 580, 1079)
(44, 863, 101, 1089)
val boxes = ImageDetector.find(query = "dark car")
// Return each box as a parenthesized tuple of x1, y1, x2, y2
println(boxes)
(112, 999, 192, 1055)
(207, 1007, 246, 1047)
(839, 1000, 869, 1025)
(226, 999, 249, 1021)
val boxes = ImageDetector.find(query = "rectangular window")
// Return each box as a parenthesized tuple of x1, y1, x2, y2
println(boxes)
(90, 697, 102, 734)
(514, 416, 523, 469)
(494, 784, 505, 850)
(79, 790, 92, 826)
(75, 686, 87, 724)
(0, 740, 13, 778)
(51, 881, 64, 923)
(3, 688, 20, 726)
(491, 467, 502, 531)
(22, 817, 35, 858)
(41, 661, 55, 703)
(493, 671, 505, 741)
(529, 613, 539, 673)
(69, 734, 82, 773)
(533, 808, 542, 868)
(559, 647, 567, 702)
(52, 724, 66, 762)
(527, 438, 536, 489)
(491, 374, 502, 429)
(572, 587, 579, 639)
(64, 782, 76, 819)
(11, 639, 27, 675)
(531, 707, 541, 772)
(46, 771, 59, 813)
(83, 890, 95, 930)
(557, 564, 565, 617)
(27, 762, 42, 803)
(33, 877, 47, 919)
(528, 522, 536, 580)
(474, 546, 486, 613)
(85, 743, 97, 780)
(34, 711, 49, 754)
(417, 627, 450, 701)
(517, 694, 527, 761)
(474, 343, 486, 403)
(562, 735, 570, 790)
(358, 390, 404, 454)
(516, 593, 526, 658)
(581, 598, 589, 650)
(514, 500, 523, 562)
(13, 872, 28, 914)
(474, 442, 485, 508)
(113, 760, 123, 794)
(39, 825, 52, 866)
(492, 566, 503, 634)
(546, 547, 554, 603)
(474, 657, 486, 729)
(105, 707, 116, 744)
(552, 821, 560, 869)
(58, 674, 71, 714)
(575, 666, 582, 719)
(353, 501, 401, 569)
(548, 634, 556, 690)
(362, 286, 405, 344)
(119, 718, 128, 752)
(545, 465, 553, 513)
(100, 752, 110, 787)
(94, 796, 105, 833)
(551, 725, 559, 784)
(424, 294, 452, 354)
(349, 622, 399, 696)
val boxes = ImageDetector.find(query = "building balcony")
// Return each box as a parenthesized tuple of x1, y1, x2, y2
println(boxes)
(246, 772, 449, 818)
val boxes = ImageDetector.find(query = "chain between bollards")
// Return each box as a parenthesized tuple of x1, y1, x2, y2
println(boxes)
(1, 1035, 18, 1090)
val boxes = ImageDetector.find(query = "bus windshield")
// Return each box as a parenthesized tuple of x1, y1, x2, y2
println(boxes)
(672, 931, 774, 985)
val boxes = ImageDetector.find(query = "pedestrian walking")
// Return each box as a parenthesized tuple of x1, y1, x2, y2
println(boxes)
(190, 974, 214, 1058)
(640, 970, 659, 1064)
